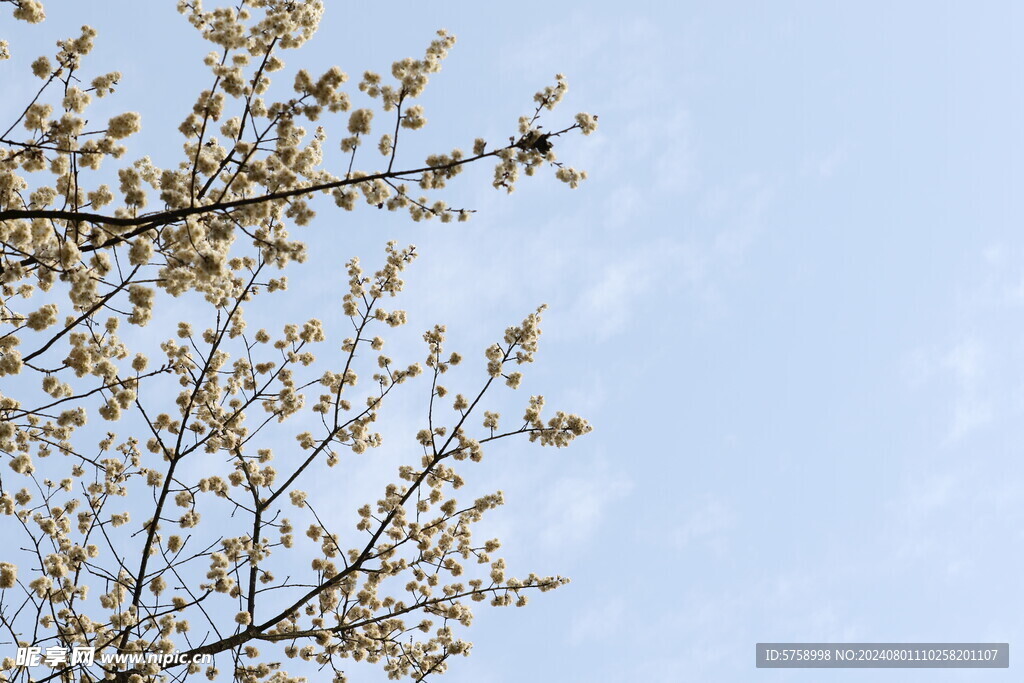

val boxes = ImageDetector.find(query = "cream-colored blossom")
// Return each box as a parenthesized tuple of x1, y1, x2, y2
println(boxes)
(0, 563, 16, 588)
(30, 55, 50, 77)
(107, 111, 141, 139)
(574, 111, 599, 135)
(347, 108, 373, 135)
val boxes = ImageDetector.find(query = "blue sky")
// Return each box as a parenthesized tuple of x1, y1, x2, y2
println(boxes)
(5, 1, 1024, 681)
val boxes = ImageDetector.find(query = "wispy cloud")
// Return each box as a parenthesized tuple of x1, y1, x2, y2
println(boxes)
(539, 465, 633, 549)
(569, 598, 626, 645)
(904, 336, 993, 441)
(672, 494, 735, 552)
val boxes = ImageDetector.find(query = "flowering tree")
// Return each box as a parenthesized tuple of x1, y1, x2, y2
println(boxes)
(0, 1, 596, 681)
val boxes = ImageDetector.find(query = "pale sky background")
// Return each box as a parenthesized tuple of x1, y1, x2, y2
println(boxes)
(5, 1, 1024, 681)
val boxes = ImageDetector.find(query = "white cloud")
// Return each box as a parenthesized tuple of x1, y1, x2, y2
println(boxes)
(949, 393, 993, 441)
(568, 598, 625, 645)
(672, 495, 735, 552)
(572, 240, 692, 339)
(943, 339, 993, 439)
(565, 174, 778, 341)
(539, 466, 632, 549)
(897, 472, 957, 525)
(943, 338, 985, 383)
(815, 140, 850, 179)
(903, 336, 994, 441)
